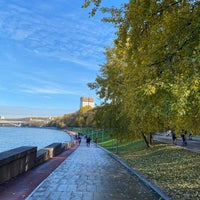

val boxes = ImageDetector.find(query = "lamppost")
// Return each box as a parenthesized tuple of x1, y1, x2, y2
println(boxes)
(116, 134, 119, 154)
(101, 128, 104, 144)
(92, 127, 94, 141)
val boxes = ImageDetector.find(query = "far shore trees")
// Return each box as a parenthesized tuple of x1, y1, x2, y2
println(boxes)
(46, 106, 95, 129)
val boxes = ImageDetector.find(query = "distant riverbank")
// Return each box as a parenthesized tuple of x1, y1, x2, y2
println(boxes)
(0, 127, 72, 153)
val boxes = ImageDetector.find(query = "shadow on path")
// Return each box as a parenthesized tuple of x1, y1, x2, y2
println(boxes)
(26, 140, 165, 200)
(154, 135, 200, 153)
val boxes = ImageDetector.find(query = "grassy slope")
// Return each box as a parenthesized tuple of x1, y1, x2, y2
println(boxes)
(99, 137, 200, 200)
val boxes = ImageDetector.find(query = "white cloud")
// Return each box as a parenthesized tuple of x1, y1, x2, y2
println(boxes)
(20, 85, 76, 95)
(18, 76, 79, 95)
(0, 0, 114, 69)
(13, 29, 31, 40)
(0, 0, 117, 116)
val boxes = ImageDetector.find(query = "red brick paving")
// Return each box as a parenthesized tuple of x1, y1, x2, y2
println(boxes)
(0, 144, 78, 200)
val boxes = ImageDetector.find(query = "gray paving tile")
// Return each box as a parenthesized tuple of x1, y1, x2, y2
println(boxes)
(26, 140, 162, 200)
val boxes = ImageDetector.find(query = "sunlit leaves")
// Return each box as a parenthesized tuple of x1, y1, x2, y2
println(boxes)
(119, 142, 200, 200)
(86, 0, 200, 140)
(47, 108, 96, 128)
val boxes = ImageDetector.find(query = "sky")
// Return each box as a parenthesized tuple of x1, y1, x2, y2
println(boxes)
(0, 0, 126, 118)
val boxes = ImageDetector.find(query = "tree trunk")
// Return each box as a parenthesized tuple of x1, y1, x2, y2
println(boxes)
(142, 132, 150, 148)
(149, 132, 153, 145)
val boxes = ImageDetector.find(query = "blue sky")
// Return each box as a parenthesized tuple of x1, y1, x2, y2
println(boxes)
(0, 0, 125, 118)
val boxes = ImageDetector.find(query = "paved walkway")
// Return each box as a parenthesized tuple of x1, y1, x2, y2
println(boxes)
(0, 144, 78, 200)
(154, 135, 200, 153)
(26, 140, 163, 200)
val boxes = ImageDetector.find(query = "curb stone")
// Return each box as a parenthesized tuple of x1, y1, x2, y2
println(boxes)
(98, 145, 171, 200)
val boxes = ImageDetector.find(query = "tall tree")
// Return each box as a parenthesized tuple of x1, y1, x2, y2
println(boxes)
(86, 0, 200, 140)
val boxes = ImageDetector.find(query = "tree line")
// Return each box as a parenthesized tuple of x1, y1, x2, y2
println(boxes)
(46, 106, 95, 129)
(83, 0, 200, 141)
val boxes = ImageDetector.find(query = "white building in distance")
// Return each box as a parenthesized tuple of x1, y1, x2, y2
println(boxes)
(80, 97, 95, 108)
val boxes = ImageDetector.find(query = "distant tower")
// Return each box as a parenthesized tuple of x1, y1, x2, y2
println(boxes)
(80, 96, 95, 108)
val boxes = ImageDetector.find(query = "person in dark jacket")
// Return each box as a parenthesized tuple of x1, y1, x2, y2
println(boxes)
(181, 129, 187, 146)
(86, 136, 91, 147)
(171, 129, 177, 145)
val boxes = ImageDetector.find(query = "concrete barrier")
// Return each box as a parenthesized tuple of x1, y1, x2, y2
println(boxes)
(44, 143, 63, 158)
(0, 146, 37, 184)
(0, 140, 78, 184)
(35, 142, 66, 166)
(35, 141, 78, 166)
(36, 149, 50, 166)
(63, 141, 72, 150)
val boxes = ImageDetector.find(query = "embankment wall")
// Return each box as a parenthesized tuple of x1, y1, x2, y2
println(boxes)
(0, 140, 77, 184)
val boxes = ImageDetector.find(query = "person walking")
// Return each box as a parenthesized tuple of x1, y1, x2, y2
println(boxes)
(95, 137, 98, 147)
(78, 136, 81, 145)
(189, 130, 193, 140)
(86, 136, 91, 147)
(181, 129, 187, 146)
(171, 129, 177, 145)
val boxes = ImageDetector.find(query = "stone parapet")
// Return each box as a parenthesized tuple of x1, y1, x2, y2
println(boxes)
(44, 143, 63, 158)
(0, 146, 37, 184)
(0, 140, 78, 184)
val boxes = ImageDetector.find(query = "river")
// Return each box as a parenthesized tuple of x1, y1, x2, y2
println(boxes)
(0, 127, 72, 153)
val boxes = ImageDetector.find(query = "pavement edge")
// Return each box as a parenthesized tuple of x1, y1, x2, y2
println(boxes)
(99, 145, 171, 200)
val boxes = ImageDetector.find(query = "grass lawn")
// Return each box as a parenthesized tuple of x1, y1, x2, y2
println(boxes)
(99, 138, 200, 200)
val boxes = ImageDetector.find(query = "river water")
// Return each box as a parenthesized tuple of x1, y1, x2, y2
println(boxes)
(0, 127, 72, 153)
